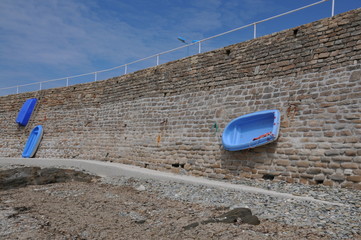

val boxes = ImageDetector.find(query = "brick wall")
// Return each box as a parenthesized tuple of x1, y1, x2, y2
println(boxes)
(1, 8, 360, 189)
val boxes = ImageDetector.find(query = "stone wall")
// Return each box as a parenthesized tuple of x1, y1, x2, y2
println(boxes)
(1, 8, 360, 189)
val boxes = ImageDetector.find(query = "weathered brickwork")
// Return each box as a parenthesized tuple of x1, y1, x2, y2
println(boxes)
(1, 9, 360, 189)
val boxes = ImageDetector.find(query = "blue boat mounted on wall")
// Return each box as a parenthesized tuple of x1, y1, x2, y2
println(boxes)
(16, 98, 38, 126)
(222, 110, 280, 151)
(22, 125, 43, 158)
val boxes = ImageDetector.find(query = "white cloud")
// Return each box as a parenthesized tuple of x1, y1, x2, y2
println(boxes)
(0, 1, 155, 80)
(0, 0, 279, 87)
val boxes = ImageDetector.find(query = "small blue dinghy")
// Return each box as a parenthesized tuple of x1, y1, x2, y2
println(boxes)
(22, 125, 43, 158)
(16, 98, 38, 126)
(222, 110, 280, 151)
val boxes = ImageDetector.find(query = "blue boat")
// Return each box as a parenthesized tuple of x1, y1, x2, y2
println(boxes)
(22, 125, 43, 158)
(16, 98, 38, 126)
(222, 110, 280, 151)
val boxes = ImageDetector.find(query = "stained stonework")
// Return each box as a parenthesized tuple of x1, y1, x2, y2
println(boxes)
(1, 8, 360, 189)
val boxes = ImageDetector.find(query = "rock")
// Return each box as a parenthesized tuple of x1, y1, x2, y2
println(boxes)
(241, 215, 261, 225)
(135, 185, 146, 191)
(183, 207, 260, 230)
(329, 173, 345, 182)
(216, 208, 253, 223)
(121, 211, 147, 224)
(0, 167, 98, 190)
(135, 219, 146, 224)
(183, 222, 199, 230)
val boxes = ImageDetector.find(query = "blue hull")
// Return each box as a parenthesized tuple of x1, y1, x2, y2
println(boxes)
(22, 125, 43, 158)
(222, 110, 280, 151)
(16, 98, 38, 126)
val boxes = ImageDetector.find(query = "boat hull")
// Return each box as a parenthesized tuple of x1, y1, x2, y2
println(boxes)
(16, 98, 38, 126)
(22, 125, 43, 158)
(222, 110, 280, 151)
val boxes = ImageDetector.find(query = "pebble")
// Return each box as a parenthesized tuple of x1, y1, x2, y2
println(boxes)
(135, 185, 146, 191)
(103, 175, 361, 239)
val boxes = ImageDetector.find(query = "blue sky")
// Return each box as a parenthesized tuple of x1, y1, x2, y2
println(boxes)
(0, 0, 360, 95)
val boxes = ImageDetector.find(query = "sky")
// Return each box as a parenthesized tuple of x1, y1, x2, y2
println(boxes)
(0, 0, 360, 95)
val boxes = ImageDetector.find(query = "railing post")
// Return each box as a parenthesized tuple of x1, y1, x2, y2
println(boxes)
(39, 82, 42, 90)
(331, 0, 335, 17)
(66, 77, 69, 87)
(16, 86, 19, 94)
(156, 55, 160, 66)
(94, 72, 97, 81)
(124, 64, 128, 74)
(198, 41, 202, 54)
(253, 23, 257, 39)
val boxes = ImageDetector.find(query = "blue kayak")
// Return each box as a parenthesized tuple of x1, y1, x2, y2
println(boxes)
(16, 98, 38, 126)
(22, 125, 43, 158)
(222, 110, 280, 151)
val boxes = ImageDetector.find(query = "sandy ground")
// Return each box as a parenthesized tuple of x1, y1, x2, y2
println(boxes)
(0, 172, 333, 240)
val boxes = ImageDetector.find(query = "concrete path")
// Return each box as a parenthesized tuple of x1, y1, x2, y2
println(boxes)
(0, 157, 343, 206)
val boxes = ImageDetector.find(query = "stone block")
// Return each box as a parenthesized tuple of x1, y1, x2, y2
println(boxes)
(250, 174, 263, 179)
(214, 168, 228, 174)
(349, 70, 361, 82)
(274, 160, 290, 166)
(331, 156, 352, 162)
(346, 175, 361, 183)
(325, 95, 341, 102)
(304, 144, 318, 149)
(211, 163, 221, 168)
(322, 168, 335, 175)
(284, 149, 298, 155)
(340, 181, 355, 188)
(289, 155, 300, 160)
(299, 178, 308, 184)
(295, 161, 309, 167)
(286, 166, 298, 172)
(312, 150, 327, 158)
(298, 167, 307, 173)
(329, 173, 345, 182)
(323, 179, 334, 186)
(324, 150, 340, 156)
(318, 52, 330, 59)
(340, 162, 359, 169)
(314, 162, 327, 168)
(345, 150, 357, 156)
(239, 172, 252, 178)
(301, 173, 314, 179)
(306, 168, 322, 174)
(324, 132, 335, 137)
(309, 156, 321, 162)
(345, 137, 359, 143)
(299, 149, 312, 155)
(314, 174, 325, 181)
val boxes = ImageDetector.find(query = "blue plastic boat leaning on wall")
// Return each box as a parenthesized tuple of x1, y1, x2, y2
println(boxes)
(222, 110, 281, 151)
(22, 125, 44, 158)
(16, 98, 38, 126)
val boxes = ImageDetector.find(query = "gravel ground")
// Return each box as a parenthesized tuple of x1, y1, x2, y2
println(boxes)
(0, 165, 360, 239)
(103, 175, 361, 239)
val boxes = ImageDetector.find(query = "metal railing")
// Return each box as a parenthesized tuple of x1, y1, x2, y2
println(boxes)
(0, 0, 335, 96)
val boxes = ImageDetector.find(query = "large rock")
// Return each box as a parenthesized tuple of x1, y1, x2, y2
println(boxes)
(183, 207, 260, 230)
(0, 167, 98, 190)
